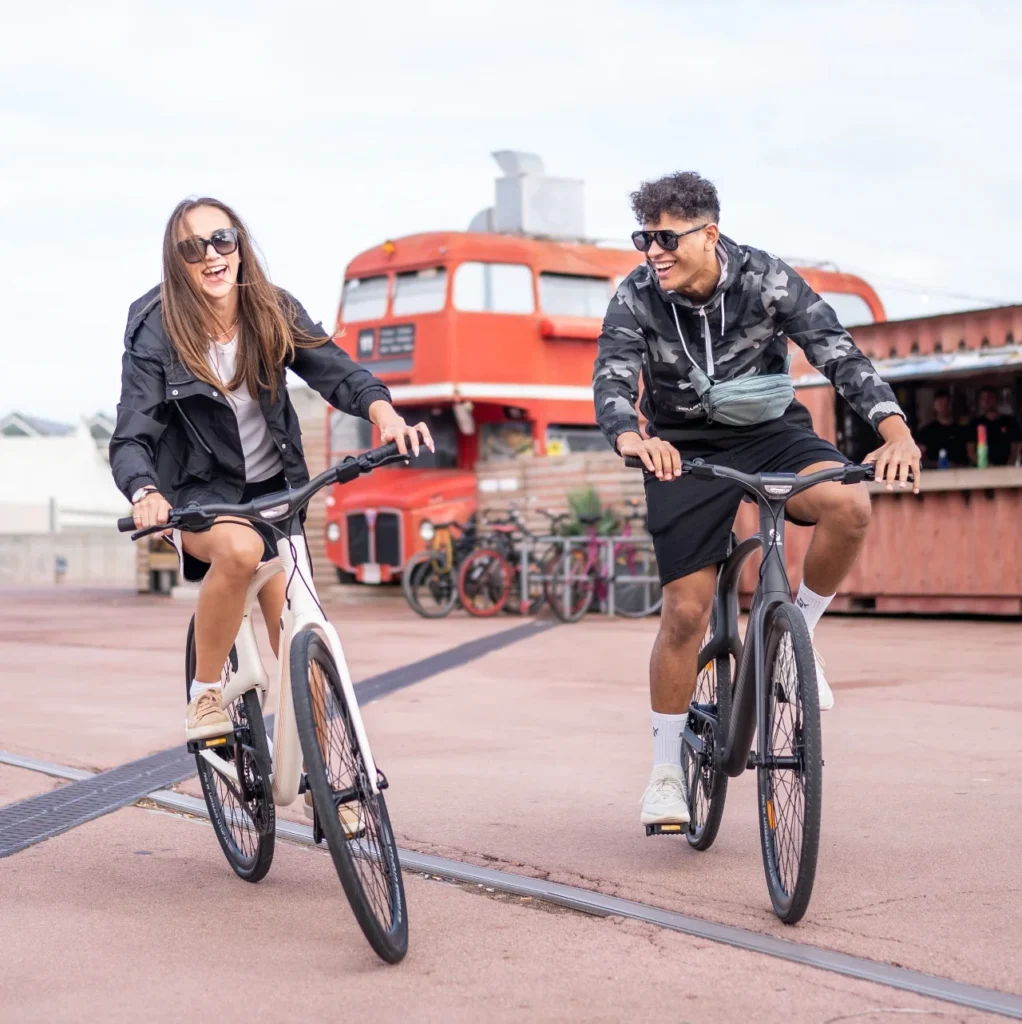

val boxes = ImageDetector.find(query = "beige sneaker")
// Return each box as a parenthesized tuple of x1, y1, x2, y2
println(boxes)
(185, 688, 233, 741)
(304, 788, 365, 839)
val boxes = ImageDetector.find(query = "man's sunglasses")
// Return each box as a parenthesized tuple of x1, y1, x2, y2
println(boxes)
(176, 227, 240, 264)
(631, 224, 709, 253)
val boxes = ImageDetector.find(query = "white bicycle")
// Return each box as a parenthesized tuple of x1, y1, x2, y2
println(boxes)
(119, 442, 409, 962)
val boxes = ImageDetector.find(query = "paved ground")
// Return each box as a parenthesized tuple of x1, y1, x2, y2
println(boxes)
(1, 586, 1019, 1022)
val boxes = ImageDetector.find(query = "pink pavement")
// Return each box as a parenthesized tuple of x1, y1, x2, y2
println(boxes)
(1, 586, 1019, 1019)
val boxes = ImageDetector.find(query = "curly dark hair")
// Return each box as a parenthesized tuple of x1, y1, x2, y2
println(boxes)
(630, 171, 720, 226)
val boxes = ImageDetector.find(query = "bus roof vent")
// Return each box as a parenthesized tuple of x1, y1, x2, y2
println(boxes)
(468, 151, 586, 241)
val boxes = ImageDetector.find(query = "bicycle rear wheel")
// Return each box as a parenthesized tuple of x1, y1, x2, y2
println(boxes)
(457, 547, 512, 617)
(402, 552, 458, 618)
(290, 629, 408, 963)
(757, 601, 822, 924)
(682, 604, 731, 851)
(544, 548, 595, 622)
(503, 553, 547, 615)
(185, 616, 275, 883)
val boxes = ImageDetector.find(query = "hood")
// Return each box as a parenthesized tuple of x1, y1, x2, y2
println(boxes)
(652, 234, 745, 312)
(329, 467, 477, 512)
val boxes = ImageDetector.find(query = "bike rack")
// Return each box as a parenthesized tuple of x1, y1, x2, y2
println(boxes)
(512, 534, 661, 617)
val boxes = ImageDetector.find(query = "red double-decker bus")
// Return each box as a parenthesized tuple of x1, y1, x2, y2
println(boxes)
(321, 228, 886, 584)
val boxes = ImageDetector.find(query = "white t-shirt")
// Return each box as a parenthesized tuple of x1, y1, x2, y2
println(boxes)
(207, 336, 284, 483)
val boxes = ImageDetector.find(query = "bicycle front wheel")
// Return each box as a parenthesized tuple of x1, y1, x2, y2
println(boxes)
(757, 602, 822, 924)
(185, 616, 275, 883)
(402, 552, 458, 618)
(290, 629, 408, 963)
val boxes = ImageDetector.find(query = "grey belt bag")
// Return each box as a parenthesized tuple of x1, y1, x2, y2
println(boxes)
(671, 305, 794, 426)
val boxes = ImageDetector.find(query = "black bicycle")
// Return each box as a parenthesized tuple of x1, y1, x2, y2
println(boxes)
(626, 455, 876, 924)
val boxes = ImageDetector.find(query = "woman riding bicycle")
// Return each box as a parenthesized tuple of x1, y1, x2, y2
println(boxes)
(110, 197, 432, 742)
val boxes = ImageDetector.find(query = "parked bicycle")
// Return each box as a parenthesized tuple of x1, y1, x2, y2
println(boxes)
(625, 455, 876, 924)
(402, 517, 477, 618)
(544, 503, 662, 622)
(119, 441, 411, 962)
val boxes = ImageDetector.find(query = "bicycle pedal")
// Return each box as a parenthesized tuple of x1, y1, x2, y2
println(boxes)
(644, 822, 689, 836)
(186, 732, 237, 754)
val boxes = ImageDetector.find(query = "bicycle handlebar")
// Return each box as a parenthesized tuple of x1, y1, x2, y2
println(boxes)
(622, 455, 879, 500)
(118, 441, 408, 540)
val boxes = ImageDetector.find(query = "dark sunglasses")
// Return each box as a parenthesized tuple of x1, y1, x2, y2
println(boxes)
(176, 227, 239, 264)
(631, 224, 709, 253)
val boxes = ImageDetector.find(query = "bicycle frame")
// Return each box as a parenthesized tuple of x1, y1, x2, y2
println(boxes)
(200, 529, 380, 806)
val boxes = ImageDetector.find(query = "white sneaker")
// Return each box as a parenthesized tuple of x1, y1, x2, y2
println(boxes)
(640, 764, 690, 826)
(775, 634, 834, 711)
(812, 639, 834, 711)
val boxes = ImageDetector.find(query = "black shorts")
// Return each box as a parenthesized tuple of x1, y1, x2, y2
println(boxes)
(645, 414, 848, 587)
(169, 471, 289, 583)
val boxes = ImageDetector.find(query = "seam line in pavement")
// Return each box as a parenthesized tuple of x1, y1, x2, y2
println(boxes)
(0, 620, 554, 858)
(3, 752, 1018, 1023)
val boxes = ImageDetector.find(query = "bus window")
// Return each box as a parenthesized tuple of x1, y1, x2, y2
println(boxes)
(539, 273, 612, 319)
(341, 275, 389, 322)
(329, 409, 374, 461)
(392, 267, 448, 315)
(820, 291, 875, 327)
(453, 262, 535, 314)
(545, 425, 611, 456)
(479, 421, 534, 461)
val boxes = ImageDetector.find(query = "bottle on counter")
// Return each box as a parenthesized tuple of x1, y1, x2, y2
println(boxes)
(938, 448, 949, 470)
(976, 424, 989, 469)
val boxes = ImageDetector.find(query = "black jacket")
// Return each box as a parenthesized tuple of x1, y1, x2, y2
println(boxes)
(110, 286, 391, 507)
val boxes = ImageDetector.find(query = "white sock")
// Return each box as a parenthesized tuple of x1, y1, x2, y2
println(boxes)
(652, 711, 687, 767)
(795, 582, 834, 634)
(189, 680, 221, 702)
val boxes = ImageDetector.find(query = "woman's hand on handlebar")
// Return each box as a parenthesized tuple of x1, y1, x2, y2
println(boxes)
(133, 490, 172, 531)
(369, 400, 435, 458)
(616, 431, 681, 481)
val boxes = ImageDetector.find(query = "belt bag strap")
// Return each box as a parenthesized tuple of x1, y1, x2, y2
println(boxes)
(670, 303, 793, 426)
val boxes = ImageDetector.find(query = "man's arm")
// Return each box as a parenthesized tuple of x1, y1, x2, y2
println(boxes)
(769, 257, 919, 490)
(769, 258, 905, 431)
(592, 292, 645, 451)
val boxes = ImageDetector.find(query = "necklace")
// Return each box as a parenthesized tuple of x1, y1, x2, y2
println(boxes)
(208, 317, 239, 342)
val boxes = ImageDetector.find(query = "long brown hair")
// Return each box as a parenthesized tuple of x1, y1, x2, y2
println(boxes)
(160, 197, 325, 397)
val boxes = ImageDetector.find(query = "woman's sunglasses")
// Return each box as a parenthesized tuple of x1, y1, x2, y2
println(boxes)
(176, 227, 240, 264)
(631, 224, 709, 253)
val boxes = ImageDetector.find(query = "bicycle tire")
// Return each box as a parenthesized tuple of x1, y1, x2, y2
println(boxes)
(290, 628, 408, 963)
(613, 543, 663, 618)
(544, 548, 595, 623)
(503, 553, 547, 616)
(683, 603, 731, 851)
(457, 547, 512, 617)
(757, 601, 822, 924)
(185, 616, 275, 883)
(402, 552, 458, 618)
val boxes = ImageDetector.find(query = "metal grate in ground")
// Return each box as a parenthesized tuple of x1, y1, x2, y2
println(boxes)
(0, 745, 194, 858)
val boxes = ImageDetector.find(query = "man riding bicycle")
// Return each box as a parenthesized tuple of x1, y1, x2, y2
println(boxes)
(592, 172, 921, 829)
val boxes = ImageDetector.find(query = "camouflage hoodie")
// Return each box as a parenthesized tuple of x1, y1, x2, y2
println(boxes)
(592, 234, 904, 447)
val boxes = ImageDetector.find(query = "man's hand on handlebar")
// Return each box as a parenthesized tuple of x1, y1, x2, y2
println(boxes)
(133, 490, 173, 532)
(615, 431, 681, 481)
(863, 416, 922, 494)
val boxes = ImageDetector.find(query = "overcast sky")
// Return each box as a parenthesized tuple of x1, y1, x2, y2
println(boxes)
(2, 0, 1019, 421)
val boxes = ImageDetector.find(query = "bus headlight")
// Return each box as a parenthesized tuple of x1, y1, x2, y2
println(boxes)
(419, 520, 435, 542)
(326, 522, 341, 543)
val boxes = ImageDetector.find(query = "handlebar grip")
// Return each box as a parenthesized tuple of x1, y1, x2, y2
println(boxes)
(623, 456, 643, 470)
(117, 516, 136, 532)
